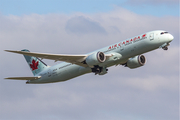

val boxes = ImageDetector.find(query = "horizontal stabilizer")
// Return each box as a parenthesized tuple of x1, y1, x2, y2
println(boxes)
(5, 76, 41, 80)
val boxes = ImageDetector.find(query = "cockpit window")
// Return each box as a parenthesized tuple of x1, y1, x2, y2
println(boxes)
(160, 32, 168, 35)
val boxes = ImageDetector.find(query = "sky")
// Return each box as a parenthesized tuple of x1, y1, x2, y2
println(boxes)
(0, 0, 179, 120)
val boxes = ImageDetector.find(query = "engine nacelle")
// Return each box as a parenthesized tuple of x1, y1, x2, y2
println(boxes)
(86, 52, 106, 66)
(127, 55, 146, 69)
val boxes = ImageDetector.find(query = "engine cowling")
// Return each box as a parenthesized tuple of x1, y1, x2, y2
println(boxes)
(86, 52, 106, 66)
(126, 55, 146, 69)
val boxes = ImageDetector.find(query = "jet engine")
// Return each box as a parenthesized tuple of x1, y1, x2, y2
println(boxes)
(126, 55, 146, 69)
(85, 52, 106, 66)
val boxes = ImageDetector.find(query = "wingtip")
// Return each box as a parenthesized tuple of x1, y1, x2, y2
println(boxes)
(4, 50, 16, 52)
(4, 50, 20, 53)
(4, 77, 16, 79)
(5, 50, 29, 53)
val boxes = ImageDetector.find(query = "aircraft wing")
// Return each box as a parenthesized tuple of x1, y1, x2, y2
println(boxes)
(5, 76, 41, 80)
(5, 50, 112, 67)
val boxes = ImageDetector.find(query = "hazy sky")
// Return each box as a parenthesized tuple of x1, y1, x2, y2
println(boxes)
(0, 0, 179, 120)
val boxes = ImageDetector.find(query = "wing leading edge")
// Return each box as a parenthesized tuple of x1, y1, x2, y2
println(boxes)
(5, 50, 88, 67)
(5, 50, 112, 67)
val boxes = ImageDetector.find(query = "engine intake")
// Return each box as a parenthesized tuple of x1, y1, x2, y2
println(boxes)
(97, 52, 105, 63)
(126, 55, 146, 69)
(86, 52, 106, 66)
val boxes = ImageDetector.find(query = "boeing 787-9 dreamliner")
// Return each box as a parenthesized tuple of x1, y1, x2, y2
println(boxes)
(5, 30, 174, 84)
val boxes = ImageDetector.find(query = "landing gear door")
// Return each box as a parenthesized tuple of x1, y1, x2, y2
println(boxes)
(150, 33, 154, 40)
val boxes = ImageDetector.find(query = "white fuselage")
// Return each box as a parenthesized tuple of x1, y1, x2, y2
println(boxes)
(28, 30, 173, 84)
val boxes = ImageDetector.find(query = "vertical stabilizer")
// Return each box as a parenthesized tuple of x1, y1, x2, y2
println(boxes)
(21, 49, 49, 76)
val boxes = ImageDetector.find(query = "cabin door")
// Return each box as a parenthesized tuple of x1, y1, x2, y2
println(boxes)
(150, 33, 154, 40)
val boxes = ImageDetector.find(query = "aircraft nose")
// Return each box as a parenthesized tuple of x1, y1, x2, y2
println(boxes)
(168, 34, 174, 41)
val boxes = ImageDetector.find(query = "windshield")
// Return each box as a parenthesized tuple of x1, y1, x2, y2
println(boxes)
(160, 32, 168, 35)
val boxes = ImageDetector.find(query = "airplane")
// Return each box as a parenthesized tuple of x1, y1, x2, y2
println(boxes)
(5, 30, 174, 84)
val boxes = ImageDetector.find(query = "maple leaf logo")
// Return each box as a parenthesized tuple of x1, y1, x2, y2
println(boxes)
(30, 59, 39, 71)
(142, 34, 146, 38)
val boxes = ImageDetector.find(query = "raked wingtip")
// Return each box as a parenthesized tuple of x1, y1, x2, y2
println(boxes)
(4, 50, 20, 53)
(4, 50, 15, 52)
